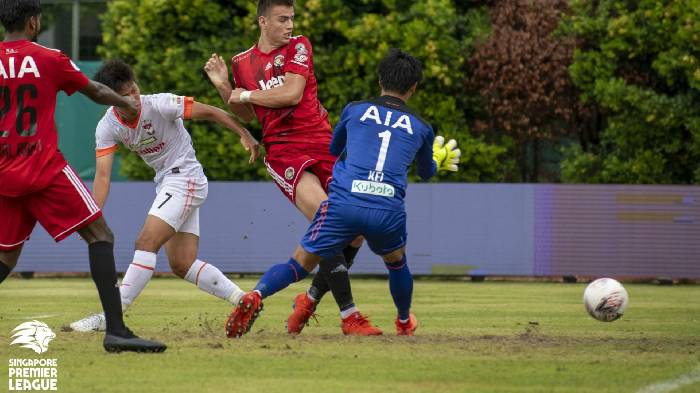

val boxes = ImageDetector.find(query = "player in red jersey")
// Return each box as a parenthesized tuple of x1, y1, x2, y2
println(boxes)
(204, 0, 379, 336)
(0, 0, 165, 352)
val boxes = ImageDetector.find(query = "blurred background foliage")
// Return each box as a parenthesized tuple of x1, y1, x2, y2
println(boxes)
(9, 0, 693, 184)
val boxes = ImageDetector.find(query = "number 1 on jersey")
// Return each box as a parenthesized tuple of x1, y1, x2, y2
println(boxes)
(375, 130, 391, 172)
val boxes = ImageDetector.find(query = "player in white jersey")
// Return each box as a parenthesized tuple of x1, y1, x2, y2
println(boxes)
(70, 59, 260, 332)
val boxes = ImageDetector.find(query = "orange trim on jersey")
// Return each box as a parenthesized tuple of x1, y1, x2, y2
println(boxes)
(183, 97, 194, 119)
(95, 145, 118, 157)
(112, 107, 141, 129)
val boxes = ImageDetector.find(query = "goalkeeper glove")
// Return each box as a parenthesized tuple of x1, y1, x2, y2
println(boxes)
(432, 136, 461, 172)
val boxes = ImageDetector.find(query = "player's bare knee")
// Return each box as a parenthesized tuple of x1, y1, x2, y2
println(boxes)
(350, 236, 364, 248)
(292, 245, 320, 272)
(382, 248, 405, 264)
(168, 258, 194, 278)
(80, 218, 114, 244)
(134, 235, 160, 253)
(0, 249, 21, 271)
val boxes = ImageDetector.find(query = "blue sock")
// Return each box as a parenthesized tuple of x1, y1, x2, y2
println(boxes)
(385, 255, 413, 321)
(254, 258, 309, 298)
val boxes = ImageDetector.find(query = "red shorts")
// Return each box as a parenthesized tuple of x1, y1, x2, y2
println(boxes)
(263, 143, 336, 204)
(0, 164, 102, 251)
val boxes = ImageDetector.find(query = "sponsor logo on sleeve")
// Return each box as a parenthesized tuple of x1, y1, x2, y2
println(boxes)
(295, 43, 308, 55)
(293, 43, 309, 64)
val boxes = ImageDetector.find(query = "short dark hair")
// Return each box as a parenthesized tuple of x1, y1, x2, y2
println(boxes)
(93, 59, 135, 92)
(378, 49, 423, 95)
(0, 0, 41, 33)
(257, 0, 294, 18)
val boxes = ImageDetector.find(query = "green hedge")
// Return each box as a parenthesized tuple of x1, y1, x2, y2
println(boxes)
(560, 0, 700, 184)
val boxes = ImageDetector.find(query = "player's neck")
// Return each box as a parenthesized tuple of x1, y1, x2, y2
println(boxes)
(3, 32, 31, 42)
(381, 91, 410, 104)
(257, 36, 282, 53)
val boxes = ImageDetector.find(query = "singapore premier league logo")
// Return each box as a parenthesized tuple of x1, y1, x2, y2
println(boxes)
(10, 320, 56, 354)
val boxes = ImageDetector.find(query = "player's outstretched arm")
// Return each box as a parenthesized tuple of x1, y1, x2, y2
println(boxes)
(203, 54, 256, 123)
(93, 152, 115, 209)
(190, 101, 261, 164)
(80, 80, 138, 119)
(229, 72, 306, 109)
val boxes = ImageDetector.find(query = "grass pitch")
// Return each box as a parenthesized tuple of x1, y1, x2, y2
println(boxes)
(1, 277, 699, 393)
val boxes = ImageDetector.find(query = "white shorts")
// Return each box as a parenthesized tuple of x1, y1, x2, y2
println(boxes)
(148, 175, 208, 236)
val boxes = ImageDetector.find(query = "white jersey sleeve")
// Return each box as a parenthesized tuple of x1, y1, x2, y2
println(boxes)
(95, 116, 119, 157)
(151, 93, 194, 121)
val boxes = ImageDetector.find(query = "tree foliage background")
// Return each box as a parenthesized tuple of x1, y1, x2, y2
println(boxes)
(560, 0, 700, 184)
(467, 0, 594, 182)
(5, 0, 696, 184)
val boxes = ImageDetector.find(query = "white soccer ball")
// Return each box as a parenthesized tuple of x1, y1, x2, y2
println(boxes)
(583, 278, 629, 322)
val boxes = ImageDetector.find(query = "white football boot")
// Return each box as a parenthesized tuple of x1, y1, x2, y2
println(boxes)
(69, 312, 106, 332)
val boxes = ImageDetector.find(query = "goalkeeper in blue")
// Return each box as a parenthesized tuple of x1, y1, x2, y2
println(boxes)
(225, 48, 460, 338)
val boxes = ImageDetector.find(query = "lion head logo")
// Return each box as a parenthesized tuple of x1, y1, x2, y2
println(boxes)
(10, 320, 56, 354)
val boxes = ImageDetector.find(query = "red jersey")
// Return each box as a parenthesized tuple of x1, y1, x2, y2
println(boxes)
(0, 40, 88, 197)
(231, 35, 332, 146)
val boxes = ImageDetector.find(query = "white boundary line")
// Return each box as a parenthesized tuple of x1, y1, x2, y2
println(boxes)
(637, 365, 700, 393)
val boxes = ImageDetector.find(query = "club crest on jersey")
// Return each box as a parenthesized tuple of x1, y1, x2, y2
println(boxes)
(274, 55, 285, 67)
(284, 167, 295, 180)
(142, 120, 154, 135)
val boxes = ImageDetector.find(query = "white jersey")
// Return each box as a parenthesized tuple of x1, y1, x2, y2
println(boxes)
(95, 93, 204, 184)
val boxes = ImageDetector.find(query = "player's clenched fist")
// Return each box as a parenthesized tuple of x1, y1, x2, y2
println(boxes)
(203, 54, 228, 85)
(119, 95, 140, 119)
(240, 133, 261, 164)
(432, 136, 461, 172)
(229, 88, 248, 105)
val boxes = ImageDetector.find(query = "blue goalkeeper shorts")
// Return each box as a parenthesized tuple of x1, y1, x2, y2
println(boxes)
(301, 200, 407, 258)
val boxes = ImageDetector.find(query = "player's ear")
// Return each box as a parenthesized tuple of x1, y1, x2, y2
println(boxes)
(258, 15, 266, 29)
(29, 15, 40, 34)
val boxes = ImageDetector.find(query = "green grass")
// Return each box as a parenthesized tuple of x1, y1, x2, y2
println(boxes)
(1, 278, 699, 393)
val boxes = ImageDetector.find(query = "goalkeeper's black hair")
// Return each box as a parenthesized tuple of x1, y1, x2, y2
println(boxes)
(0, 0, 41, 32)
(93, 59, 135, 93)
(257, 0, 295, 18)
(378, 49, 423, 95)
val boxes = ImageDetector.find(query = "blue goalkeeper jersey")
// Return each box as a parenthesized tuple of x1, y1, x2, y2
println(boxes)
(327, 95, 437, 211)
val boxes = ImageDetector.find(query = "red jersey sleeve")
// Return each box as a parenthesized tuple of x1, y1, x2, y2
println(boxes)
(54, 52, 89, 95)
(284, 36, 312, 79)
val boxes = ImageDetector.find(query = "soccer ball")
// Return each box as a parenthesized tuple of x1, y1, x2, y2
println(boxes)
(583, 278, 629, 322)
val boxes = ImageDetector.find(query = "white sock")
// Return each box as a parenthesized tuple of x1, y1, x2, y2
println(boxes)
(184, 259, 244, 305)
(120, 250, 157, 309)
(340, 306, 358, 319)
